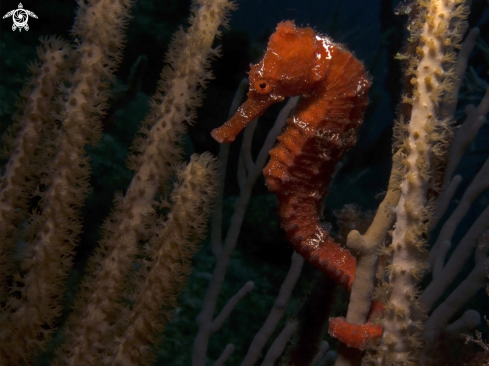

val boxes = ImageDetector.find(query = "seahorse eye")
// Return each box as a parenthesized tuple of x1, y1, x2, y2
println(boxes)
(255, 79, 271, 94)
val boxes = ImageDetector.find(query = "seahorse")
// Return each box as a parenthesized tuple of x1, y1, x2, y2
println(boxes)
(212, 21, 382, 349)
(212, 20, 370, 290)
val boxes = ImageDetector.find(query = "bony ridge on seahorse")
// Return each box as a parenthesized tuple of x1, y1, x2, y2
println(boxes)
(212, 20, 382, 349)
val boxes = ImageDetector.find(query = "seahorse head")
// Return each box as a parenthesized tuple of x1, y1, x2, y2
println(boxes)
(250, 20, 333, 97)
(212, 20, 334, 143)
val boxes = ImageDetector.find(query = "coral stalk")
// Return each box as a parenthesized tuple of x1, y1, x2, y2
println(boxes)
(54, 1, 234, 365)
(0, 0, 131, 362)
(373, 1, 469, 364)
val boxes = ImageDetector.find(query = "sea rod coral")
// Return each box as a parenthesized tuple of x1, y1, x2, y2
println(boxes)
(0, 0, 234, 365)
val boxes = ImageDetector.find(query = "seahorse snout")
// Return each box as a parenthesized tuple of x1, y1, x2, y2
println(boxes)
(211, 90, 283, 143)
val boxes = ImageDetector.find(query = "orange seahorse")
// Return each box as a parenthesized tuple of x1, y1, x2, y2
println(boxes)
(212, 21, 381, 349)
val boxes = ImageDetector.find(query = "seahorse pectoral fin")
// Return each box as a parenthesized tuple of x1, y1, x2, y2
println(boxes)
(211, 93, 282, 143)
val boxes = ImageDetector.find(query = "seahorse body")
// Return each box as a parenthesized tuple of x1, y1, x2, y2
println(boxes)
(212, 21, 371, 291)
